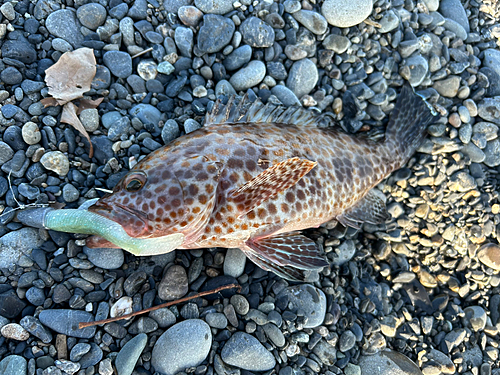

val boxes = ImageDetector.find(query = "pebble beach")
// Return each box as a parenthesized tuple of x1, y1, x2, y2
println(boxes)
(0, 0, 500, 374)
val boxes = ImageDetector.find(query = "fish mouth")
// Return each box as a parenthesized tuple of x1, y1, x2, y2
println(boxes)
(89, 201, 149, 238)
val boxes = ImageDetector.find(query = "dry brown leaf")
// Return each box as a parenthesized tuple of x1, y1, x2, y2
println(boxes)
(77, 97, 104, 114)
(44, 48, 97, 105)
(40, 97, 59, 107)
(61, 102, 94, 158)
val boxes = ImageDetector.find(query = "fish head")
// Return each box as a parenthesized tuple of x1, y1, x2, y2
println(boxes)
(89, 152, 222, 244)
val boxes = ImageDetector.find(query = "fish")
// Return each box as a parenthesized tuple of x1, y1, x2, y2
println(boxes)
(83, 83, 436, 281)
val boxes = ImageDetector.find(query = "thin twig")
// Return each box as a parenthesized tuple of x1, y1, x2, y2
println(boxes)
(79, 283, 241, 329)
(131, 47, 153, 59)
(95, 187, 114, 194)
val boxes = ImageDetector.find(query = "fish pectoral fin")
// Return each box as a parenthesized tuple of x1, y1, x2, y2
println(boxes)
(245, 233, 328, 271)
(86, 235, 121, 249)
(338, 188, 389, 229)
(228, 157, 317, 218)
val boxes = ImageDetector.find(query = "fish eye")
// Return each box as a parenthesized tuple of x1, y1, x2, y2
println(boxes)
(124, 172, 147, 192)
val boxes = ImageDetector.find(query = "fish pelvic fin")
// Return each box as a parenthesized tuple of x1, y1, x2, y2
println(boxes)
(337, 188, 388, 229)
(245, 233, 328, 270)
(242, 248, 310, 281)
(228, 157, 316, 218)
(385, 83, 438, 163)
(205, 94, 333, 128)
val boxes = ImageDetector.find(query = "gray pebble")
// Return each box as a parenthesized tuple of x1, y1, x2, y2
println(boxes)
(206, 313, 228, 329)
(152, 320, 212, 375)
(322, 34, 351, 54)
(439, 0, 470, 31)
(194, 0, 233, 14)
(115, 333, 148, 375)
(175, 27, 194, 57)
(79, 109, 100, 132)
(271, 85, 301, 106)
(321, 0, 373, 28)
(378, 10, 400, 33)
(223, 248, 247, 278)
(76, 3, 106, 30)
(20, 316, 53, 344)
(223, 45, 252, 71)
(38, 309, 96, 339)
(402, 55, 428, 87)
(46, 9, 84, 48)
(221, 331, 276, 371)
(0, 355, 27, 375)
(240, 17, 275, 48)
(162, 119, 181, 144)
(286, 58, 318, 99)
(478, 98, 500, 125)
(197, 15, 235, 53)
(158, 265, 188, 300)
(83, 246, 124, 269)
(62, 184, 80, 203)
(103, 51, 133, 78)
(229, 61, 266, 91)
(292, 10, 328, 35)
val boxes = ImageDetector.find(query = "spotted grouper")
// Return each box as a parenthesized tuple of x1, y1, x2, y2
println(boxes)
(20, 84, 436, 281)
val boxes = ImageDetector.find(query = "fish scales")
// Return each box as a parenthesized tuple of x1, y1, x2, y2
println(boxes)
(87, 84, 436, 281)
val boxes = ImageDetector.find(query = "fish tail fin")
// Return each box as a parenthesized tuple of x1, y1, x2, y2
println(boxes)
(385, 83, 437, 163)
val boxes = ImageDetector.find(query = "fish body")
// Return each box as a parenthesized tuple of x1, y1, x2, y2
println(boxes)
(88, 84, 436, 280)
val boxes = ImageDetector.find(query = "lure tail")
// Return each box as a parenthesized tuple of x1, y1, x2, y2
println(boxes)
(384, 83, 437, 164)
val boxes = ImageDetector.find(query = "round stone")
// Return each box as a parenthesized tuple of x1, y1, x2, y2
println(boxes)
(0, 355, 27, 375)
(79, 109, 100, 132)
(152, 320, 212, 375)
(22, 122, 41, 145)
(292, 10, 328, 35)
(103, 51, 133, 78)
(77, 3, 107, 30)
(402, 55, 429, 87)
(40, 151, 70, 176)
(286, 58, 318, 99)
(322, 0, 373, 28)
(221, 332, 276, 371)
(432, 76, 460, 97)
(178, 6, 203, 26)
(229, 61, 266, 92)
(463, 306, 487, 332)
(478, 243, 500, 270)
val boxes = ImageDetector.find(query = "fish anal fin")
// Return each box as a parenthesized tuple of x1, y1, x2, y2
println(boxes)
(338, 188, 388, 229)
(86, 235, 120, 249)
(245, 233, 328, 271)
(228, 157, 317, 217)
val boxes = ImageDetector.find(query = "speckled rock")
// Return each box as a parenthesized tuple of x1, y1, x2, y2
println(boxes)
(40, 151, 70, 176)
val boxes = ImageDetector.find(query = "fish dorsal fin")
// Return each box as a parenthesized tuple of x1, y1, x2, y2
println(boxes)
(205, 94, 333, 127)
(228, 157, 317, 218)
(246, 233, 328, 270)
(337, 188, 388, 229)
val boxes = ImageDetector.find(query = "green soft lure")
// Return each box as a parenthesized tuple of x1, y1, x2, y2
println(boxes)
(18, 208, 184, 256)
